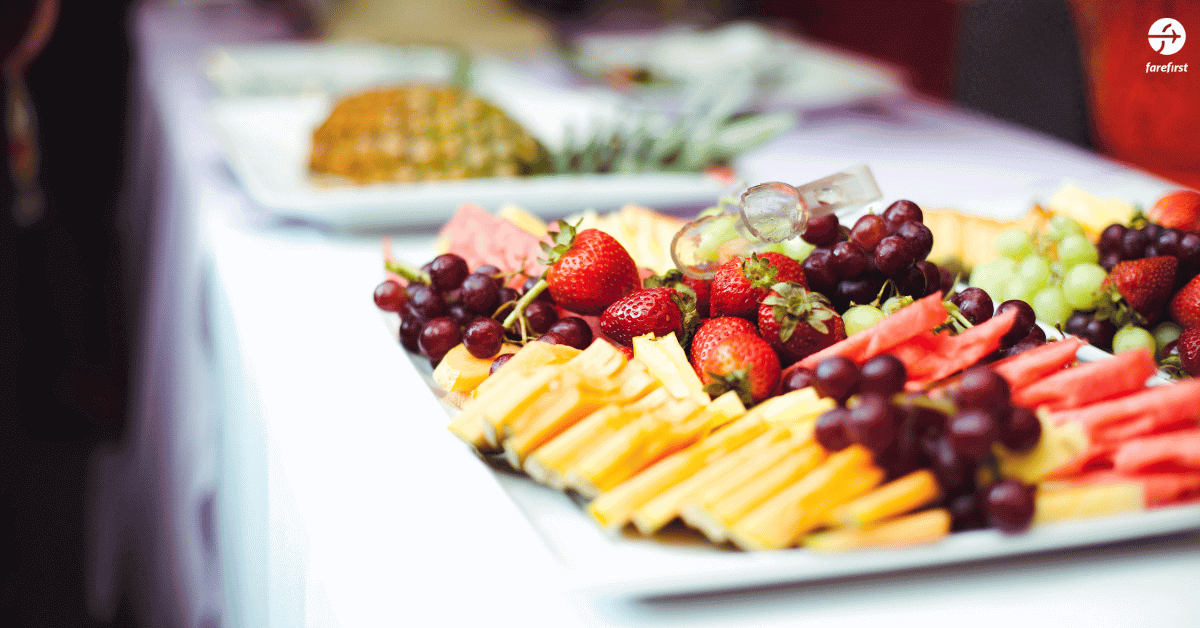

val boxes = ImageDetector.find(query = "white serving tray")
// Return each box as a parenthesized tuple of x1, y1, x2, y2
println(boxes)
(383, 312, 1199, 599)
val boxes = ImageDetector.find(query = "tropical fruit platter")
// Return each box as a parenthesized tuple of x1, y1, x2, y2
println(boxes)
(372, 182, 1200, 563)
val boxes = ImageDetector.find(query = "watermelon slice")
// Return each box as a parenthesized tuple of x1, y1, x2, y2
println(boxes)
(902, 308, 1017, 389)
(1012, 348, 1157, 411)
(990, 336, 1086, 390)
(1047, 379, 1200, 440)
(792, 292, 948, 372)
(1112, 429, 1200, 472)
(436, 204, 549, 286)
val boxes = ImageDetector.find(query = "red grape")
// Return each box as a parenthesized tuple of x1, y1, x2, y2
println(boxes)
(948, 493, 986, 531)
(951, 367, 1011, 411)
(947, 409, 998, 461)
(813, 356, 860, 404)
(546, 317, 593, 349)
(463, 317, 504, 358)
(801, 213, 840, 247)
(995, 300, 1036, 347)
(814, 407, 852, 452)
(489, 352, 514, 375)
(1141, 223, 1163, 241)
(1064, 311, 1090, 337)
(1081, 317, 1116, 351)
(419, 317, 462, 365)
(447, 303, 476, 327)
(460, 272, 499, 314)
(1098, 223, 1126, 254)
(833, 275, 885, 311)
(497, 287, 519, 307)
(1156, 229, 1183, 257)
(929, 435, 975, 495)
(831, 241, 868, 278)
(1099, 252, 1123, 271)
(524, 300, 559, 334)
(951, 287, 994, 325)
(859, 354, 906, 396)
(428, 253, 469, 292)
(1120, 229, 1149, 259)
(873, 235, 916, 277)
(999, 405, 1042, 452)
(896, 220, 933, 261)
(780, 366, 816, 394)
(523, 276, 555, 303)
(408, 284, 447, 320)
(849, 214, 888, 251)
(985, 479, 1036, 533)
(374, 280, 406, 312)
(802, 247, 837, 294)
(883, 200, 923, 232)
(846, 393, 900, 453)
(474, 264, 504, 287)
(537, 332, 567, 345)
(898, 260, 941, 298)
(399, 306, 423, 353)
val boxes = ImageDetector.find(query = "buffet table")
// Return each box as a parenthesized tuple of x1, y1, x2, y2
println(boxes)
(97, 3, 1200, 627)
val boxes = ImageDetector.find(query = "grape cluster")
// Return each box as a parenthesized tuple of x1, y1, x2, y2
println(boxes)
(805, 357, 1041, 534)
(374, 253, 593, 367)
(1098, 222, 1200, 284)
(800, 201, 946, 315)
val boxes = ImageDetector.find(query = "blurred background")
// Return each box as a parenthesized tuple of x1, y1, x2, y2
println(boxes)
(1, 0, 1195, 626)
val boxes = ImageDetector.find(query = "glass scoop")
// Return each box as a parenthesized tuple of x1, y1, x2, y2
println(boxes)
(670, 164, 882, 279)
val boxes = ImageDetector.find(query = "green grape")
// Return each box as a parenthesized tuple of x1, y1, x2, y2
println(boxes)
(1058, 234, 1099, 268)
(969, 257, 1016, 300)
(1017, 254, 1052, 287)
(1044, 215, 1085, 242)
(758, 242, 788, 255)
(1003, 275, 1041, 303)
(781, 237, 815, 261)
(994, 227, 1033, 259)
(882, 295, 914, 316)
(1062, 263, 1107, 310)
(695, 214, 741, 260)
(1152, 322, 1183, 356)
(1112, 325, 1156, 355)
(1031, 286, 1072, 326)
(844, 304, 886, 336)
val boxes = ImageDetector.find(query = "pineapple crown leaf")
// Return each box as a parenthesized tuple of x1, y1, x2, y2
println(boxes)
(763, 282, 835, 341)
(537, 219, 581, 266)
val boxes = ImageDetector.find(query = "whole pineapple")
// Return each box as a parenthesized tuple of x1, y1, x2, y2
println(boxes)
(309, 85, 550, 184)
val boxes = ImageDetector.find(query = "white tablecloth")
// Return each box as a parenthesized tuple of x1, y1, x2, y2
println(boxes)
(97, 3, 1200, 627)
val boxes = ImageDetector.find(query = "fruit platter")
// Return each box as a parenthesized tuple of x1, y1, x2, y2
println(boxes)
(372, 182, 1200, 596)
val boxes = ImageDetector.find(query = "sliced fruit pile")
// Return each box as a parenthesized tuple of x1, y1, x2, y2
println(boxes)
(376, 196, 1200, 551)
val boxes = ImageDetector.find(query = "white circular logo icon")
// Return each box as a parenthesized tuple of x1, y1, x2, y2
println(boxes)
(1149, 18, 1186, 55)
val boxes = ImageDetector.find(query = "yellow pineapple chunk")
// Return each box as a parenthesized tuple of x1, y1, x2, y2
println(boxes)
(996, 411, 1089, 484)
(803, 509, 951, 552)
(1033, 481, 1145, 525)
(632, 332, 708, 404)
(828, 469, 941, 529)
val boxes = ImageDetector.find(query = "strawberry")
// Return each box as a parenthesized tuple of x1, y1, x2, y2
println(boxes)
(538, 222, 641, 315)
(689, 317, 758, 378)
(1178, 326, 1200, 377)
(710, 252, 807, 320)
(1099, 256, 1178, 326)
(758, 282, 847, 366)
(1148, 190, 1200, 233)
(600, 287, 697, 346)
(644, 269, 711, 318)
(697, 332, 781, 406)
(1168, 273, 1200, 329)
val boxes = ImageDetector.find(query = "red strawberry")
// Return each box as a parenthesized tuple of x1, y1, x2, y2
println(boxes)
(600, 287, 693, 346)
(1169, 274, 1200, 329)
(539, 222, 641, 315)
(710, 252, 807, 320)
(1178, 326, 1200, 377)
(1100, 256, 1178, 325)
(757, 282, 847, 366)
(1148, 190, 1200, 232)
(644, 269, 711, 318)
(689, 317, 758, 378)
(698, 332, 781, 406)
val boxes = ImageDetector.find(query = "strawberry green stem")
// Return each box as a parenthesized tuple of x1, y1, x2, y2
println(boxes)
(384, 260, 430, 285)
(502, 278, 549, 329)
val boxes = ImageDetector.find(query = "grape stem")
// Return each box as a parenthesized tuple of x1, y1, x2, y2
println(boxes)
(384, 260, 431, 285)
(502, 278, 548, 329)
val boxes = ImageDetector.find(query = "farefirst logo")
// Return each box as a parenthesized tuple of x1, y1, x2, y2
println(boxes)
(1146, 18, 1187, 72)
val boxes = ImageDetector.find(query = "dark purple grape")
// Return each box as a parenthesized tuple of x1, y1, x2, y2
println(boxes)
(831, 241, 868, 277)
(460, 272, 500, 314)
(1144, 244, 1162, 258)
(939, 265, 957, 295)
(802, 247, 837, 294)
(908, 404, 948, 435)
(444, 287, 464, 305)
(780, 367, 817, 394)
(1021, 324, 1047, 344)
(916, 261, 942, 297)
(463, 317, 504, 359)
(846, 393, 900, 453)
(859, 354, 907, 396)
(814, 407, 853, 452)
(813, 356, 860, 404)
(1161, 339, 1180, 360)
(1004, 338, 1045, 358)
(1156, 228, 1183, 257)
(996, 300, 1037, 347)
(896, 220, 934, 261)
(1120, 229, 1150, 259)
(399, 306, 424, 353)
(474, 264, 504, 287)
(802, 213, 841, 247)
(1000, 405, 1042, 453)
(523, 276, 555, 303)
(524, 300, 559, 334)
(1064, 311, 1091, 337)
(873, 235, 916, 278)
(878, 425, 928, 480)
(408, 284, 447, 320)
(948, 493, 986, 531)
(897, 261, 939, 297)
(951, 287, 994, 325)
(1178, 232, 1200, 266)
(497, 287, 519, 306)
(849, 214, 888, 251)
(883, 200, 923, 232)
(985, 480, 1036, 533)
(1141, 223, 1163, 241)
(536, 332, 566, 345)
(374, 280, 406, 312)
(546, 317, 593, 350)
(833, 275, 886, 311)
(952, 367, 1012, 411)
(1099, 252, 1124, 271)
(419, 317, 462, 365)
(947, 409, 998, 461)
(1082, 317, 1117, 351)
(428, 253, 470, 292)
(489, 352, 514, 375)
(930, 435, 975, 495)
(447, 303, 476, 327)
(1098, 223, 1127, 254)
